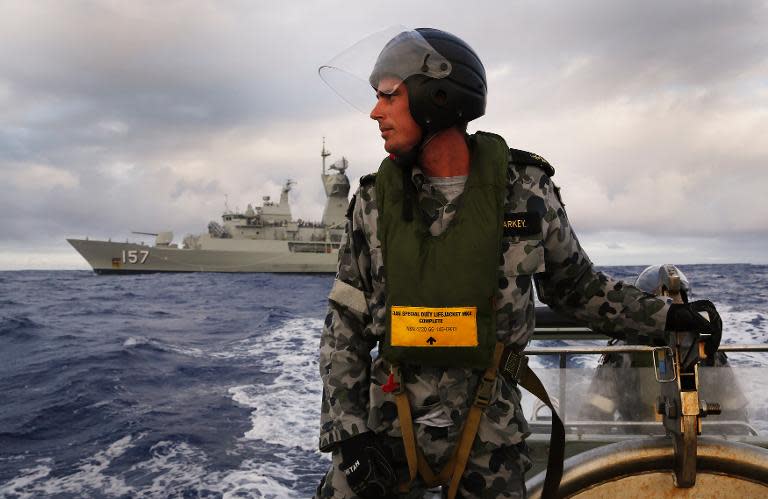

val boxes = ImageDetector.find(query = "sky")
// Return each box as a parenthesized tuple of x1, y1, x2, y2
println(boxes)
(1, 0, 767, 270)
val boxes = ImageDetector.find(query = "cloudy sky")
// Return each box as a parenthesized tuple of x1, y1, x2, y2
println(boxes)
(1, 0, 767, 270)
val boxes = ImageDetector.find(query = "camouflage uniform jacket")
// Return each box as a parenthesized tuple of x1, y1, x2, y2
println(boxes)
(318, 141, 672, 453)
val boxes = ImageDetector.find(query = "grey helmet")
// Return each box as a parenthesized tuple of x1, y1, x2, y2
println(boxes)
(369, 28, 487, 134)
(319, 27, 487, 136)
(635, 264, 691, 302)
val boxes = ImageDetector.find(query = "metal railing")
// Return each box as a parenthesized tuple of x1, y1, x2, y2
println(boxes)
(522, 344, 768, 427)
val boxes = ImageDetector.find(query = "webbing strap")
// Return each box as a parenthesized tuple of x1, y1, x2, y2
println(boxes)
(516, 356, 564, 499)
(394, 343, 553, 498)
(417, 447, 451, 487)
(394, 373, 449, 492)
(393, 370, 418, 492)
(446, 342, 505, 499)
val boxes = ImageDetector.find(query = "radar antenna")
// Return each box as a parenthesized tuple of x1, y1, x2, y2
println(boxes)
(329, 157, 349, 174)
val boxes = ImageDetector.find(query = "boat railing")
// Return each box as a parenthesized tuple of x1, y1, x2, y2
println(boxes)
(523, 342, 768, 429)
(523, 306, 768, 483)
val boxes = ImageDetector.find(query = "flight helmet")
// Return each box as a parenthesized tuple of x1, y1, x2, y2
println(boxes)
(635, 264, 691, 302)
(369, 27, 487, 134)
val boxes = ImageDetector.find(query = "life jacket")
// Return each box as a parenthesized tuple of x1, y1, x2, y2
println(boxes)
(366, 133, 564, 499)
(375, 131, 509, 369)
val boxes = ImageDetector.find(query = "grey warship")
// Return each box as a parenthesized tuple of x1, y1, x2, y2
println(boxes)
(68, 142, 350, 273)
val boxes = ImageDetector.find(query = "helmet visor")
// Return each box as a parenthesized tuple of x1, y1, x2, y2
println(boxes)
(319, 26, 452, 114)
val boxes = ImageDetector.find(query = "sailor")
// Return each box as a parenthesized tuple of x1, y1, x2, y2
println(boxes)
(315, 27, 722, 498)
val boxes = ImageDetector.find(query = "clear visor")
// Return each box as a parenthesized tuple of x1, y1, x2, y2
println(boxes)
(319, 25, 452, 113)
(635, 264, 691, 295)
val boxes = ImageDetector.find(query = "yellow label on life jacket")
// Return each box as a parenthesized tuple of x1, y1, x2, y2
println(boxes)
(390, 306, 478, 347)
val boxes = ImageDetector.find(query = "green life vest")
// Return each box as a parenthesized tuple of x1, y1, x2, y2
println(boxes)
(376, 132, 509, 369)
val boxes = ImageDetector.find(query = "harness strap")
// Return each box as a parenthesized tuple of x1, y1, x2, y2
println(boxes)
(392, 344, 563, 499)
(417, 447, 451, 487)
(392, 343, 505, 496)
(502, 347, 564, 499)
(445, 342, 505, 498)
(391, 366, 418, 493)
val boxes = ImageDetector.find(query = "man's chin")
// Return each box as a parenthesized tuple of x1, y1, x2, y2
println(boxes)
(383, 142, 412, 156)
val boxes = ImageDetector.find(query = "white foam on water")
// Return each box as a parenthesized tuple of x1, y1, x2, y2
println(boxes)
(219, 460, 301, 499)
(0, 462, 52, 495)
(220, 317, 329, 497)
(120, 439, 307, 497)
(0, 435, 135, 498)
(713, 306, 767, 368)
(228, 317, 325, 452)
(121, 335, 205, 358)
(721, 307, 767, 341)
(122, 336, 150, 348)
(0, 436, 305, 498)
(123, 440, 212, 497)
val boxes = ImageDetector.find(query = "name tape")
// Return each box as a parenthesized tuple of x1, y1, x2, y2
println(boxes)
(503, 212, 541, 237)
(390, 306, 478, 347)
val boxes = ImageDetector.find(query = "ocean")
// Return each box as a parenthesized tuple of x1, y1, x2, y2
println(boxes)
(1, 265, 766, 498)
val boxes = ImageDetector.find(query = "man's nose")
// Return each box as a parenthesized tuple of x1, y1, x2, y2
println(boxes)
(370, 99, 383, 121)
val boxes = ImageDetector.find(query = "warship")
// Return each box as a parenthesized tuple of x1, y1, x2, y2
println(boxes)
(68, 142, 350, 273)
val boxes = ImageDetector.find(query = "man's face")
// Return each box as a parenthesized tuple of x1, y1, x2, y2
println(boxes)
(369, 77, 422, 155)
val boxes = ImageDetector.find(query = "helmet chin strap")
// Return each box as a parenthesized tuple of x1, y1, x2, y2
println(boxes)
(391, 129, 442, 166)
(390, 129, 443, 222)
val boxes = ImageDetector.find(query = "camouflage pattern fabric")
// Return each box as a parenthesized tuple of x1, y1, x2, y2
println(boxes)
(318, 135, 672, 496)
(316, 414, 531, 498)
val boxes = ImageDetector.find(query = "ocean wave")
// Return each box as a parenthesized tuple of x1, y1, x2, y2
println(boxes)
(721, 308, 768, 348)
(0, 316, 41, 340)
(0, 436, 135, 498)
(228, 317, 324, 453)
(122, 336, 205, 358)
(0, 435, 317, 498)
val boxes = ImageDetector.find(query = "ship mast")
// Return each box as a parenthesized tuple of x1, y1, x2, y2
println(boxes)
(321, 137, 331, 175)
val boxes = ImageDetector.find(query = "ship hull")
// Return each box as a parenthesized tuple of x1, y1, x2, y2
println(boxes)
(67, 239, 338, 274)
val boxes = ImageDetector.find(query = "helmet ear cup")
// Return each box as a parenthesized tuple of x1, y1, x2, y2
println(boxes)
(405, 77, 456, 132)
(432, 88, 448, 107)
(405, 75, 482, 134)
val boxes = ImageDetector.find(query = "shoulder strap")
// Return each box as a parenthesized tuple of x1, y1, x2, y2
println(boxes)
(509, 148, 555, 177)
(346, 173, 378, 220)
(360, 172, 377, 187)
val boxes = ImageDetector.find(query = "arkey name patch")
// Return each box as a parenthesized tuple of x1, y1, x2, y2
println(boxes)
(390, 306, 478, 347)
(503, 212, 541, 237)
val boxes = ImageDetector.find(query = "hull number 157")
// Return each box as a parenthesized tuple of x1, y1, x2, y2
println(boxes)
(122, 249, 149, 264)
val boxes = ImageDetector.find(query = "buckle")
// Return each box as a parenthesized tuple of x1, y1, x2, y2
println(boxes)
(502, 350, 528, 381)
(474, 375, 495, 408)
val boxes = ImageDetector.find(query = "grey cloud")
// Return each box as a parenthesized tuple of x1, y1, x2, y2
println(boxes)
(0, 1, 766, 267)
(171, 178, 220, 200)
